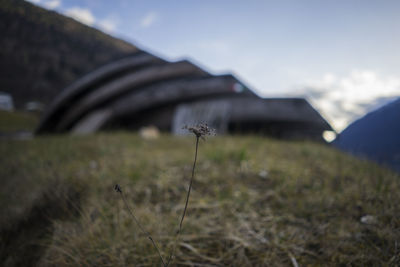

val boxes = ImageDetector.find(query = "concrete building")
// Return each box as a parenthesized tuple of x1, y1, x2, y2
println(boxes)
(36, 51, 332, 140)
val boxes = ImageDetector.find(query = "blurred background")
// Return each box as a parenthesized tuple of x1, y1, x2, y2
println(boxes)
(1, 0, 399, 131)
(18, 0, 400, 131)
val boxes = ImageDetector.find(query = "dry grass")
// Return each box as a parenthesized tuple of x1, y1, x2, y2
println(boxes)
(1, 133, 399, 266)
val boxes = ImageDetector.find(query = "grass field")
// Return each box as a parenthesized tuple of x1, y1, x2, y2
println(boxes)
(0, 110, 39, 133)
(1, 132, 399, 266)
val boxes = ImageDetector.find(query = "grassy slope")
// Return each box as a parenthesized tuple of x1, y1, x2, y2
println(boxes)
(0, 110, 39, 132)
(0, 133, 399, 266)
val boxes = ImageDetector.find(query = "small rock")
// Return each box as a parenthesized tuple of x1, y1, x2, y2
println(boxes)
(139, 126, 160, 139)
(258, 170, 268, 179)
(360, 215, 377, 225)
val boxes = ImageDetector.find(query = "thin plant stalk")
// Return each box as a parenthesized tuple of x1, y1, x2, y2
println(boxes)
(115, 185, 166, 266)
(166, 135, 199, 266)
(115, 124, 213, 267)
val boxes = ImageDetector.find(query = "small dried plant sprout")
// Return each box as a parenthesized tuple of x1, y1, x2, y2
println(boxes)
(184, 123, 216, 140)
(166, 123, 215, 265)
(114, 123, 215, 267)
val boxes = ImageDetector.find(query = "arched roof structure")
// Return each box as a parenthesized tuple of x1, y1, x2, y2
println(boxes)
(36, 50, 332, 140)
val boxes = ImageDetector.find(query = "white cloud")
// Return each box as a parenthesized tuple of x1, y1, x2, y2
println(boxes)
(297, 70, 400, 132)
(98, 16, 119, 33)
(26, 0, 41, 4)
(140, 12, 157, 28)
(43, 0, 60, 9)
(65, 7, 95, 26)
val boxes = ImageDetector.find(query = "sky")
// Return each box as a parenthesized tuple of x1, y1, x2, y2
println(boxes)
(28, 0, 400, 132)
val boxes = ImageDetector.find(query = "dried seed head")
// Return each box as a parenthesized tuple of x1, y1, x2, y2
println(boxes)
(114, 184, 122, 193)
(183, 123, 216, 139)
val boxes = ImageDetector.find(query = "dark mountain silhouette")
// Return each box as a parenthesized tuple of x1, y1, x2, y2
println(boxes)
(333, 97, 400, 172)
(0, 0, 139, 108)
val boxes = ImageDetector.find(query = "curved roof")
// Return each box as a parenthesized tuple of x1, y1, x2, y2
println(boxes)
(36, 52, 166, 133)
(56, 60, 210, 131)
(70, 75, 251, 133)
(36, 50, 332, 139)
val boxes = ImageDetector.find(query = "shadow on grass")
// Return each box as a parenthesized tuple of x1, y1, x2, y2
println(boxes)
(0, 181, 85, 266)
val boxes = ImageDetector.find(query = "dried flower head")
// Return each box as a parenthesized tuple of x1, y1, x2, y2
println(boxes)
(114, 184, 122, 193)
(183, 123, 216, 140)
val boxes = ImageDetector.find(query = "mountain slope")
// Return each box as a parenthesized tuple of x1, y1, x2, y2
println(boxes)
(333, 97, 400, 172)
(0, 0, 139, 107)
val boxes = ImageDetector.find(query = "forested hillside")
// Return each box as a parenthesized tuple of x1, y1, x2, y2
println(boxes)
(0, 0, 139, 107)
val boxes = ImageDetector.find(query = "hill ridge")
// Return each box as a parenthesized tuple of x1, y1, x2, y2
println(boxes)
(0, 0, 139, 107)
